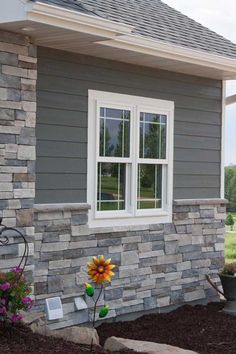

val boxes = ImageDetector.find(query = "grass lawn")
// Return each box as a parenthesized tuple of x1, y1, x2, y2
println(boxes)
(225, 231, 236, 263)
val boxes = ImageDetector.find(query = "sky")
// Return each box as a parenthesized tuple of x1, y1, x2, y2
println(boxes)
(163, 0, 236, 166)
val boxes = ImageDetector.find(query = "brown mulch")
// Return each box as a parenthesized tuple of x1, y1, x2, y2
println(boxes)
(97, 302, 236, 354)
(0, 321, 139, 354)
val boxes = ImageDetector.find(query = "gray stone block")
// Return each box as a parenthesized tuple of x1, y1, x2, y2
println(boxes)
(48, 276, 63, 293)
(63, 249, 84, 259)
(35, 282, 48, 295)
(165, 241, 179, 255)
(200, 209, 214, 218)
(149, 224, 164, 231)
(121, 251, 139, 265)
(164, 224, 176, 234)
(0, 74, 21, 89)
(105, 288, 123, 301)
(98, 238, 121, 247)
(0, 108, 14, 121)
(71, 213, 88, 225)
(123, 243, 138, 251)
(144, 296, 157, 310)
(183, 251, 202, 261)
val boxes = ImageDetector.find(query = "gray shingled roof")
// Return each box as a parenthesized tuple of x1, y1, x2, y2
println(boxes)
(33, 0, 236, 59)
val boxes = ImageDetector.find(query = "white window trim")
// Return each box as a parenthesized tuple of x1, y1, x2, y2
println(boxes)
(87, 90, 174, 228)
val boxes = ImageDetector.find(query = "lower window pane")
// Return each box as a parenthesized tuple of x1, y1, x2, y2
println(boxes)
(97, 162, 126, 211)
(137, 164, 162, 209)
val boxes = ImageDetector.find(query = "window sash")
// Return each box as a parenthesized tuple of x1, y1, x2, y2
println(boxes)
(96, 107, 168, 214)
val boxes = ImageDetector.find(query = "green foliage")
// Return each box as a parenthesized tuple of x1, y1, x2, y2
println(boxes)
(221, 262, 236, 275)
(85, 283, 94, 297)
(99, 305, 109, 318)
(225, 231, 236, 263)
(225, 166, 236, 211)
(226, 213, 235, 230)
(0, 267, 32, 322)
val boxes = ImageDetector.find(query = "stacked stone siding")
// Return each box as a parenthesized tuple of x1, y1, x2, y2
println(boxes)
(0, 30, 36, 282)
(34, 200, 226, 329)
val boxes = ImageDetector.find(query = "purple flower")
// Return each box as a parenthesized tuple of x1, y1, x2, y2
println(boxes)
(1, 298, 6, 305)
(22, 296, 33, 309)
(0, 307, 6, 315)
(11, 314, 22, 322)
(0, 282, 10, 291)
(11, 266, 21, 273)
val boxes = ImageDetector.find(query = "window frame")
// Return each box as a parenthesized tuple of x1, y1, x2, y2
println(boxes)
(88, 90, 174, 227)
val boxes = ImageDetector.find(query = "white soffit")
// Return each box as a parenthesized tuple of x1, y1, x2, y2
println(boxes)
(1, 0, 236, 79)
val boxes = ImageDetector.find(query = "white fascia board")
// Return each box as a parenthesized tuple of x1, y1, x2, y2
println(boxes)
(96, 34, 236, 76)
(226, 94, 236, 105)
(26, 1, 134, 38)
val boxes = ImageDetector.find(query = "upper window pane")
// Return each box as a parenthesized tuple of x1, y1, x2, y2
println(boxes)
(139, 112, 167, 159)
(99, 107, 130, 157)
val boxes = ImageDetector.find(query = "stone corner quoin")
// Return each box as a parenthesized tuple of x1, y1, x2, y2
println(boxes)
(0, 30, 36, 283)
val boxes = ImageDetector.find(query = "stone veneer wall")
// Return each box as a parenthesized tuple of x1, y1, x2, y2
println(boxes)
(0, 30, 36, 282)
(34, 199, 226, 330)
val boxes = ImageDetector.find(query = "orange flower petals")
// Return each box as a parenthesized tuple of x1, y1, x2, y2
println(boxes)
(87, 256, 115, 284)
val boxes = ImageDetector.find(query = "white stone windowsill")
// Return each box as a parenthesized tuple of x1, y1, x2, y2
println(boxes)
(34, 203, 91, 213)
(174, 198, 228, 206)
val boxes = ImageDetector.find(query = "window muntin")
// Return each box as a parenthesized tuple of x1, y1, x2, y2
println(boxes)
(88, 90, 174, 225)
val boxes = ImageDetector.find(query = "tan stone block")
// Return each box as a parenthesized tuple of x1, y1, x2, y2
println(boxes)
(0, 100, 22, 110)
(18, 145, 35, 160)
(18, 55, 37, 63)
(22, 101, 36, 112)
(16, 209, 34, 227)
(0, 42, 28, 55)
(2, 65, 28, 77)
(14, 188, 35, 198)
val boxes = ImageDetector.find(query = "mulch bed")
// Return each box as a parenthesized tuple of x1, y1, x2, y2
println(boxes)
(98, 302, 236, 354)
(0, 321, 138, 354)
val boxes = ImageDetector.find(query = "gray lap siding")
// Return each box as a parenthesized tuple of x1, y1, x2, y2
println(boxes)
(36, 47, 222, 204)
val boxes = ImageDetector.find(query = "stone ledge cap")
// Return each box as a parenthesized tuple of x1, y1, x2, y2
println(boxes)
(34, 203, 91, 213)
(174, 198, 228, 206)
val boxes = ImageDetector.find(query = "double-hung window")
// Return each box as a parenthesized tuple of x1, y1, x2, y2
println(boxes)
(88, 90, 174, 227)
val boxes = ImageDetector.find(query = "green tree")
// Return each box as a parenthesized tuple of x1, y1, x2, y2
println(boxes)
(226, 213, 235, 231)
(225, 166, 236, 211)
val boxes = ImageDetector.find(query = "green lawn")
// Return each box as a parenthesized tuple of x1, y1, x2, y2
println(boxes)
(225, 231, 236, 264)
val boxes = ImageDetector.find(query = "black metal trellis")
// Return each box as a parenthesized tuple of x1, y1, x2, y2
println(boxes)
(0, 217, 29, 278)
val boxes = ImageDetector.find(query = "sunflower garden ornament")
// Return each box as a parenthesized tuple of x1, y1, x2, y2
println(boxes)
(87, 255, 115, 284)
(84, 255, 116, 353)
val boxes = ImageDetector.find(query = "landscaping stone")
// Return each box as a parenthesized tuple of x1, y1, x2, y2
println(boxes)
(55, 326, 100, 346)
(104, 337, 198, 353)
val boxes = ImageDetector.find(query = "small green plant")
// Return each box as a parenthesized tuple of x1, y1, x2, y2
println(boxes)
(220, 263, 236, 276)
(226, 213, 235, 231)
(0, 267, 32, 323)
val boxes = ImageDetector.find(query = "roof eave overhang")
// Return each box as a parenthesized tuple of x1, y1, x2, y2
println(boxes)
(1, 0, 236, 80)
(96, 34, 236, 79)
(27, 1, 135, 37)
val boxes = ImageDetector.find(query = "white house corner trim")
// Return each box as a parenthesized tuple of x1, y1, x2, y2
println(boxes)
(221, 80, 226, 199)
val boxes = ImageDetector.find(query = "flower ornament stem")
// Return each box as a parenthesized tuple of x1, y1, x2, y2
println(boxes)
(85, 255, 116, 353)
(92, 284, 103, 328)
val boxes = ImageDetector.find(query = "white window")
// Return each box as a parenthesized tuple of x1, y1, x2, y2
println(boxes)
(87, 90, 174, 227)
